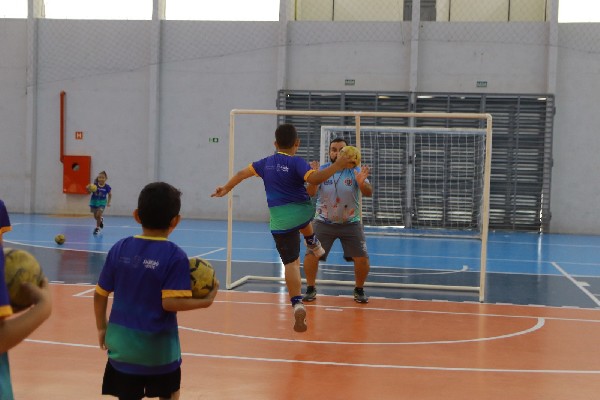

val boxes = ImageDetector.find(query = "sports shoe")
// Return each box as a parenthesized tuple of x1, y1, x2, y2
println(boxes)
(100, 217, 104, 229)
(293, 302, 307, 332)
(306, 239, 325, 258)
(93, 227, 101, 235)
(303, 286, 317, 302)
(353, 288, 369, 304)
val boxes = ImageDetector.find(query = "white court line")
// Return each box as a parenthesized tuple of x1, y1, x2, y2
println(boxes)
(4, 240, 108, 254)
(320, 265, 469, 279)
(551, 261, 600, 307)
(73, 288, 96, 297)
(179, 317, 545, 345)
(189, 248, 226, 258)
(67, 285, 600, 322)
(22, 338, 600, 374)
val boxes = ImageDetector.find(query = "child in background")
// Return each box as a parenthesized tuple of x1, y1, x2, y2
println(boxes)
(211, 123, 352, 332)
(94, 182, 218, 400)
(0, 199, 53, 400)
(89, 170, 112, 235)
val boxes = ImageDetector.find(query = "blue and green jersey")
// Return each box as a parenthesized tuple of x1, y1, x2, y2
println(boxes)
(250, 152, 316, 233)
(89, 183, 111, 207)
(95, 236, 192, 375)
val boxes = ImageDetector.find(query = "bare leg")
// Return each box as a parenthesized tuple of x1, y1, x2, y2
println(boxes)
(94, 209, 103, 228)
(353, 256, 370, 287)
(303, 253, 319, 287)
(299, 223, 314, 237)
(284, 258, 302, 297)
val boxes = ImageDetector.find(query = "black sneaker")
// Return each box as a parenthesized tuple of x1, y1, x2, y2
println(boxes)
(353, 288, 369, 303)
(100, 217, 104, 229)
(303, 287, 317, 302)
(93, 227, 101, 235)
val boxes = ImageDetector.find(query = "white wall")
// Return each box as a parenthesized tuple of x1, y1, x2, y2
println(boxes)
(1, 18, 600, 234)
(0, 20, 28, 209)
(551, 25, 600, 233)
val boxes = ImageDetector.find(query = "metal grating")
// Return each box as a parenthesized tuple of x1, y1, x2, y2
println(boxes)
(277, 90, 554, 232)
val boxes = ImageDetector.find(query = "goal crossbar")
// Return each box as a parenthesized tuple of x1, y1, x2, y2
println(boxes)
(226, 109, 492, 302)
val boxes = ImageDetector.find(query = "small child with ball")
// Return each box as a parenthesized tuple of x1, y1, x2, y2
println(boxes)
(94, 182, 218, 400)
(89, 170, 112, 235)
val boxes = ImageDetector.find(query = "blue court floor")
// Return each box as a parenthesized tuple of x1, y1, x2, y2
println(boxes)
(5, 213, 600, 309)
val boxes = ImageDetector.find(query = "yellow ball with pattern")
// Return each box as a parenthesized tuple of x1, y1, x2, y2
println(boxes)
(54, 234, 66, 245)
(340, 145, 361, 167)
(189, 257, 218, 298)
(86, 183, 98, 193)
(3, 248, 45, 310)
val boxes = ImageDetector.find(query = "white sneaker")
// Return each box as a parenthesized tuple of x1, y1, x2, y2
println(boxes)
(306, 239, 325, 258)
(293, 302, 307, 333)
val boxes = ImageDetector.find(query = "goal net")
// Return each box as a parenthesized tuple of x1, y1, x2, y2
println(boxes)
(225, 109, 492, 301)
(319, 125, 487, 237)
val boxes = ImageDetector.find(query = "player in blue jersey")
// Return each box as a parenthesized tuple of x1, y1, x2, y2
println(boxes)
(94, 182, 219, 400)
(89, 170, 112, 235)
(0, 199, 52, 400)
(304, 138, 373, 303)
(211, 124, 353, 332)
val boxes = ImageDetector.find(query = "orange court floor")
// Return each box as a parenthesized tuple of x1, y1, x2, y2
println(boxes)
(9, 283, 600, 400)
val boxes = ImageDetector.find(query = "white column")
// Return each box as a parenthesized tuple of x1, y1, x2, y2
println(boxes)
(546, 0, 559, 94)
(24, 0, 44, 213)
(147, 0, 165, 182)
(409, 0, 421, 93)
(276, 0, 291, 90)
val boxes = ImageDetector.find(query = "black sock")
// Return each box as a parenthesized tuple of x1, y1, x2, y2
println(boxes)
(304, 234, 316, 245)
(291, 296, 303, 306)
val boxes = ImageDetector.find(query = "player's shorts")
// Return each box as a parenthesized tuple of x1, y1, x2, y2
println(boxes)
(102, 361, 181, 400)
(272, 229, 302, 265)
(309, 220, 368, 262)
(90, 205, 106, 213)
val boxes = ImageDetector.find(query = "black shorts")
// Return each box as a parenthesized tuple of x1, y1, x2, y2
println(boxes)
(272, 230, 301, 265)
(102, 361, 181, 400)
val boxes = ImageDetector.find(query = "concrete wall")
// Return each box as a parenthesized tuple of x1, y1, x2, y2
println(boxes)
(0, 18, 599, 234)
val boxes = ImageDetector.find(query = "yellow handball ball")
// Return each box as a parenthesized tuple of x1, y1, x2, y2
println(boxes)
(86, 183, 98, 193)
(340, 145, 361, 167)
(189, 257, 218, 299)
(3, 248, 45, 310)
(54, 234, 66, 245)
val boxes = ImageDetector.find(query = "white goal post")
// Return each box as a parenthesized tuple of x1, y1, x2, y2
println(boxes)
(226, 109, 492, 302)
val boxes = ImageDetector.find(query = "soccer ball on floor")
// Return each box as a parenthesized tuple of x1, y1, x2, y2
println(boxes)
(54, 234, 66, 245)
(3, 248, 45, 310)
(189, 257, 218, 298)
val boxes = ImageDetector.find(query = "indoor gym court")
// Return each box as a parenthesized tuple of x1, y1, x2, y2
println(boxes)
(4, 213, 600, 399)
(2, 1, 600, 398)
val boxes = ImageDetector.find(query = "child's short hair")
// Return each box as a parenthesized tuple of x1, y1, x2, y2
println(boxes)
(275, 124, 297, 149)
(137, 182, 182, 230)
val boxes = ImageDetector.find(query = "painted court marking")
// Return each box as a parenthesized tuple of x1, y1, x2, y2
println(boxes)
(179, 317, 545, 345)
(22, 338, 600, 374)
(18, 285, 600, 376)
(552, 261, 600, 307)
